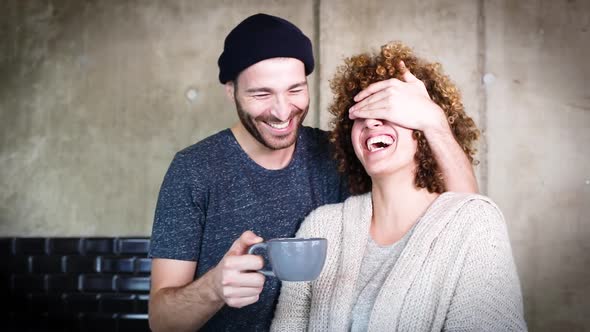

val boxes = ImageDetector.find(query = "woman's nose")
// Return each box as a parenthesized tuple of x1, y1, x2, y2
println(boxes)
(364, 118, 383, 128)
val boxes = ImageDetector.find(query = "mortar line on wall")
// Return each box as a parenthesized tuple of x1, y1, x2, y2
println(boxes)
(313, 0, 321, 128)
(477, 0, 488, 195)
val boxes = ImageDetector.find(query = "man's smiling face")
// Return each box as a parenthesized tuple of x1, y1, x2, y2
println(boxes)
(231, 57, 309, 151)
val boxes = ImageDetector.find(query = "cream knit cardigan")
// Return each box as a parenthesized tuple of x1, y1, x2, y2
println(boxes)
(271, 192, 527, 331)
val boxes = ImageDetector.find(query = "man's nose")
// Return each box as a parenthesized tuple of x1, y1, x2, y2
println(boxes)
(271, 95, 290, 122)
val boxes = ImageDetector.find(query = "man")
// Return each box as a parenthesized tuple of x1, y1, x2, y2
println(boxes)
(148, 13, 478, 332)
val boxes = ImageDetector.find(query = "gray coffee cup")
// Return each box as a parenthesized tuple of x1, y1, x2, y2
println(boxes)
(247, 238, 327, 282)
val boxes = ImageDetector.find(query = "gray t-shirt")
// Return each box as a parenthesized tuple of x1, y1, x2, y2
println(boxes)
(350, 225, 416, 332)
(149, 127, 348, 331)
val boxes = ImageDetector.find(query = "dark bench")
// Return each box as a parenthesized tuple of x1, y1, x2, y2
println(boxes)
(0, 237, 152, 332)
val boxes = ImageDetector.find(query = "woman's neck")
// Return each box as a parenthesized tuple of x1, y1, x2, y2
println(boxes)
(370, 172, 439, 245)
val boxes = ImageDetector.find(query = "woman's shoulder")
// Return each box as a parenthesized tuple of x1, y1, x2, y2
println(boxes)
(435, 192, 501, 213)
(434, 192, 506, 230)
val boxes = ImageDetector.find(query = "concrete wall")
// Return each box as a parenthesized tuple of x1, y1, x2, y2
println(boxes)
(0, 0, 588, 330)
(485, 1, 590, 331)
(0, 0, 317, 236)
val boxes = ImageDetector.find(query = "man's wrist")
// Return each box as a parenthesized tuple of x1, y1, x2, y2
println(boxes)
(422, 105, 452, 139)
(200, 268, 225, 306)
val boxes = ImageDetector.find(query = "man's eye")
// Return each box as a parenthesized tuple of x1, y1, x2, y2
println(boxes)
(290, 89, 303, 94)
(253, 94, 270, 99)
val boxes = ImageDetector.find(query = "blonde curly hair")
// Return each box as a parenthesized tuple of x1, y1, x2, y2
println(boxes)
(329, 41, 479, 195)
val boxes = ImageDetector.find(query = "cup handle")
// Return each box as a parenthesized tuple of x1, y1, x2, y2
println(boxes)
(247, 243, 275, 277)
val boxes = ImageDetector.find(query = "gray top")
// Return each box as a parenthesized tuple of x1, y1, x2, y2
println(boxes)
(350, 226, 416, 332)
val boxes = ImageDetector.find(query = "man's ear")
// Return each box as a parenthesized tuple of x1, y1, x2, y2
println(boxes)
(224, 81, 235, 100)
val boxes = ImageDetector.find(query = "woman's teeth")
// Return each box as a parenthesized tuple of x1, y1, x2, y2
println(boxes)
(366, 135, 394, 152)
(268, 120, 290, 129)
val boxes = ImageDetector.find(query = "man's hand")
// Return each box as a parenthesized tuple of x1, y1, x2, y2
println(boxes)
(348, 61, 449, 133)
(211, 231, 266, 308)
(148, 231, 266, 331)
(348, 61, 478, 193)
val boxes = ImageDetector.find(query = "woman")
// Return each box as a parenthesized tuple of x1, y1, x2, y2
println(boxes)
(271, 42, 527, 331)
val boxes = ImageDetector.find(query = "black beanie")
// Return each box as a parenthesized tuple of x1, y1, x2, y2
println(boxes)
(217, 13, 314, 84)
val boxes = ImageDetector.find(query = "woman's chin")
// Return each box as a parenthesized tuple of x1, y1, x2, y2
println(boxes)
(365, 164, 415, 183)
(365, 168, 392, 180)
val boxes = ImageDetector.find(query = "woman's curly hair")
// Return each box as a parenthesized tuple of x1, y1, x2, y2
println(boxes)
(328, 41, 479, 195)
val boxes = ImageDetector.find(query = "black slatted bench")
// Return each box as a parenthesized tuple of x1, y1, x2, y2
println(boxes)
(0, 237, 152, 332)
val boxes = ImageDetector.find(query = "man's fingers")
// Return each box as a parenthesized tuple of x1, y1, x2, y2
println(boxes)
(222, 254, 265, 272)
(399, 60, 418, 83)
(350, 89, 391, 113)
(227, 231, 263, 256)
(226, 295, 261, 308)
(353, 79, 402, 102)
(222, 284, 264, 298)
(220, 270, 265, 288)
(220, 261, 266, 287)
(349, 106, 391, 120)
(353, 63, 419, 103)
(350, 95, 398, 119)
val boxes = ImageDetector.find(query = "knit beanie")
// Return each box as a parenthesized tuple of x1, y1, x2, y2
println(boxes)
(218, 13, 314, 84)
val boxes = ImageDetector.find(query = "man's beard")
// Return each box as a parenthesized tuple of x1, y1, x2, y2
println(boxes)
(235, 99, 309, 150)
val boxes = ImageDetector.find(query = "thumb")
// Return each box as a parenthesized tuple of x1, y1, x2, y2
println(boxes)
(227, 231, 263, 256)
(399, 61, 418, 83)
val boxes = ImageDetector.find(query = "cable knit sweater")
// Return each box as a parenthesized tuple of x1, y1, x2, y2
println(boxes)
(271, 192, 527, 331)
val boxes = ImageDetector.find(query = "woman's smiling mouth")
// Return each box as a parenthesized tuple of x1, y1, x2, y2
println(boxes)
(366, 134, 395, 152)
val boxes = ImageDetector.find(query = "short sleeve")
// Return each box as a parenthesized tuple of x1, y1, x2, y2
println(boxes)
(148, 152, 205, 261)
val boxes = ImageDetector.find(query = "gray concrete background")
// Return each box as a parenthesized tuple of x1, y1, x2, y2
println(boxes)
(0, 0, 588, 330)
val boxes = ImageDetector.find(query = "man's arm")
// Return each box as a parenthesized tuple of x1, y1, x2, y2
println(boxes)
(349, 61, 478, 193)
(422, 121, 478, 193)
(149, 231, 266, 332)
(149, 259, 222, 332)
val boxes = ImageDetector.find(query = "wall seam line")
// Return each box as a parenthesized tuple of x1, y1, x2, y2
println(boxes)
(313, 0, 321, 128)
(477, 0, 488, 195)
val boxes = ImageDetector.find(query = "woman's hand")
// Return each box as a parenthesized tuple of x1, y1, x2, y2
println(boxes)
(348, 61, 449, 133)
